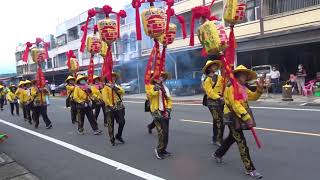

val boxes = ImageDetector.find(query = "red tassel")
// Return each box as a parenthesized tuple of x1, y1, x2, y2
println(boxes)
(209, 0, 216, 8)
(189, 10, 195, 46)
(132, 0, 142, 40)
(144, 46, 156, 84)
(22, 42, 33, 62)
(176, 15, 187, 39)
(80, 8, 96, 52)
(153, 42, 161, 82)
(36, 64, 46, 88)
(87, 55, 95, 84)
(160, 46, 167, 72)
(250, 128, 262, 149)
(201, 48, 208, 57)
(44, 42, 49, 59)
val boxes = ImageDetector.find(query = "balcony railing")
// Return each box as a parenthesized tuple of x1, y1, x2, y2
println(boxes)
(263, 0, 320, 16)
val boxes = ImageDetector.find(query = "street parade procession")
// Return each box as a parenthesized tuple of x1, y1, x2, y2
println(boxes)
(4, 0, 315, 179)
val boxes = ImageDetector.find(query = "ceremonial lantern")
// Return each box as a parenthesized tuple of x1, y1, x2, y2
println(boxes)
(197, 21, 228, 55)
(22, 38, 49, 89)
(224, 0, 246, 25)
(79, 5, 126, 86)
(132, 0, 186, 83)
(66, 50, 79, 75)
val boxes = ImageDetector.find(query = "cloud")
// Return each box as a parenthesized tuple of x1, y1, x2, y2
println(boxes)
(0, 0, 130, 73)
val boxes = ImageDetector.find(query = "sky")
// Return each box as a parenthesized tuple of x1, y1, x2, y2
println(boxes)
(0, 0, 130, 74)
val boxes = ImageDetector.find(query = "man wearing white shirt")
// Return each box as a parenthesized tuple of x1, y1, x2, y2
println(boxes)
(270, 67, 280, 93)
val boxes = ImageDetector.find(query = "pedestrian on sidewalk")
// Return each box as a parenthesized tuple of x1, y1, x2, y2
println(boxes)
(65, 76, 77, 124)
(7, 84, 19, 116)
(147, 72, 172, 160)
(296, 64, 307, 95)
(50, 83, 56, 96)
(202, 60, 225, 146)
(91, 76, 105, 122)
(101, 72, 126, 146)
(213, 65, 263, 179)
(0, 85, 6, 111)
(31, 82, 52, 129)
(270, 66, 280, 94)
(73, 75, 102, 135)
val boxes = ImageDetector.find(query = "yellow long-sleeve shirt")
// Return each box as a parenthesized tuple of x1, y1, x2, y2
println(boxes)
(66, 85, 75, 99)
(145, 84, 172, 112)
(101, 84, 125, 107)
(15, 88, 31, 104)
(31, 87, 49, 105)
(7, 91, 18, 103)
(73, 86, 91, 104)
(203, 75, 224, 100)
(224, 85, 262, 121)
(91, 85, 103, 102)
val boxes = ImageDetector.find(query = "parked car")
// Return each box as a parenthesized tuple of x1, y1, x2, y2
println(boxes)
(251, 65, 272, 78)
(121, 79, 139, 94)
(166, 71, 202, 96)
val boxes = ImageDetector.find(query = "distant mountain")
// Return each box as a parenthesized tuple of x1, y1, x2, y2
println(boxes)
(0, 73, 17, 78)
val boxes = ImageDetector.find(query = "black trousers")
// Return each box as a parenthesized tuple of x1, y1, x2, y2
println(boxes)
(24, 103, 32, 121)
(105, 108, 125, 141)
(10, 102, 19, 115)
(51, 90, 56, 96)
(94, 103, 105, 121)
(33, 105, 52, 128)
(154, 117, 170, 152)
(215, 125, 255, 171)
(0, 98, 4, 110)
(78, 106, 98, 132)
(208, 105, 225, 143)
(70, 101, 77, 123)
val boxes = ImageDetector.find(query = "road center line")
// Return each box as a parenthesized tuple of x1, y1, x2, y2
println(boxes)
(180, 119, 320, 137)
(124, 101, 320, 112)
(0, 119, 165, 180)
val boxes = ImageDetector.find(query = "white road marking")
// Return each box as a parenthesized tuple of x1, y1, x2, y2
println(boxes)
(180, 119, 320, 137)
(124, 101, 320, 112)
(0, 119, 165, 180)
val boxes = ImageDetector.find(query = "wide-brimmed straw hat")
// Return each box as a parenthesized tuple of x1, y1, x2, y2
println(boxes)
(202, 60, 222, 73)
(111, 72, 120, 79)
(75, 75, 87, 84)
(151, 71, 171, 82)
(18, 81, 25, 87)
(65, 75, 75, 83)
(24, 80, 32, 85)
(233, 65, 257, 81)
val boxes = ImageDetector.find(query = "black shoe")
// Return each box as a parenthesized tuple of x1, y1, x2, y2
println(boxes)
(110, 138, 116, 146)
(115, 135, 125, 144)
(46, 124, 53, 129)
(212, 153, 223, 164)
(154, 149, 164, 160)
(162, 150, 172, 157)
(28, 120, 32, 125)
(35, 125, 39, 129)
(245, 170, 263, 179)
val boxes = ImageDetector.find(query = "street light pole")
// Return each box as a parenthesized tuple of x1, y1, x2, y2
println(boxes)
(260, 0, 265, 35)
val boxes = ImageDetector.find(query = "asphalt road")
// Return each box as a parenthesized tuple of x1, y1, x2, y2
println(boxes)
(1, 97, 320, 180)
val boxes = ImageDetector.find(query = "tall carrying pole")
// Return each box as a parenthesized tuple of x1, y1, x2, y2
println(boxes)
(260, 0, 265, 35)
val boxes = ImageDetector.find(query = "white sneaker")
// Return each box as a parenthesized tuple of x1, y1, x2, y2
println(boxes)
(245, 170, 263, 179)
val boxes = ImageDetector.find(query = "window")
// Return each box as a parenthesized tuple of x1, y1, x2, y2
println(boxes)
(57, 53, 67, 67)
(81, 49, 90, 60)
(122, 34, 129, 53)
(15, 51, 23, 61)
(263, 0, 320, 16)
(67, 26, 79, 42)
(47, 58, 52, 69)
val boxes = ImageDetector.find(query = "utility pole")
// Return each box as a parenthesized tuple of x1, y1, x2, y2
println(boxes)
(260, 0, 265, 35)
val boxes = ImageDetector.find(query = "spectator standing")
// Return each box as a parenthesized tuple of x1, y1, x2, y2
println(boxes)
(50, 83, 56, 96)
(296, 64, 307, 95)
(270, 66, 280, 94)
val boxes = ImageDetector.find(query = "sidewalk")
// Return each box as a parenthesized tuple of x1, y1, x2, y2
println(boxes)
(125, 93, 320, 106)
(0, 153, 39, 180)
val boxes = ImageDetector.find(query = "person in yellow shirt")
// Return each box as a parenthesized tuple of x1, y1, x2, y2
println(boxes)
(7, 84, 19, 116)
(31, 82, 52, 129)
(0, 85, 6, 111)
(101, 72, 125, 146)
(16, 81, 27, 120)
(213, 65, 264, 179)
(146, 72, 172, 160)
(91, 76, 104, 122)
(23, 80, 33, 124)
(202, 60, 225, 146)
(73, 75, 102, 135)
(65, 76, 77, 124)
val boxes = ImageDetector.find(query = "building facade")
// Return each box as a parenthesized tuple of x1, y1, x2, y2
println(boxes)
(16, 0, 320, 85)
